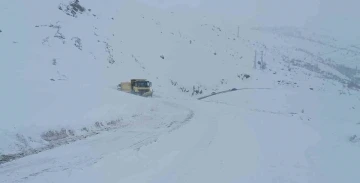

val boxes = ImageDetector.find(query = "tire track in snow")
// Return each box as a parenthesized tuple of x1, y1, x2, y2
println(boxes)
(147, 102, 219, 183)
(127, 104, 194, 152)
(128, 106, 194, 152)
(161, 101, 195, 131)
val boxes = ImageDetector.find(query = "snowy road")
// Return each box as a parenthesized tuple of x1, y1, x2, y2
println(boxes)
(0, 97, 321, 183)
(0, 99, 194, 183)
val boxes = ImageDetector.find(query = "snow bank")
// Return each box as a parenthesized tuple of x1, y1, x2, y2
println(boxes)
(0, 85, 186, 156)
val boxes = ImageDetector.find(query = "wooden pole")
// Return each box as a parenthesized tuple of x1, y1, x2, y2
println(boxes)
(237, 26, 239, 38)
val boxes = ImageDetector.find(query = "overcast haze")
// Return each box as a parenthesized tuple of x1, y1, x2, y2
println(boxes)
(139, 0, 360, 42)
(1, 0, 360, 182)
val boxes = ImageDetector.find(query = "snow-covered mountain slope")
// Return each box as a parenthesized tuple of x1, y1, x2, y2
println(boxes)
(1, 0, 360, 182)
(201, 88, 360, 183)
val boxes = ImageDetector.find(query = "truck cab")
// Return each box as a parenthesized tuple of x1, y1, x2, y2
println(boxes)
(130, 79, 153, 97)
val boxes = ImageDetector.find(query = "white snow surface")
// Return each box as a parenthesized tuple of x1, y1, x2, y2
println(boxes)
(1, 0, 360, 182)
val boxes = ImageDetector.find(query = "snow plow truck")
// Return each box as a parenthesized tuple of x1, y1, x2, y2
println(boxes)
(118, 79, 153, 97)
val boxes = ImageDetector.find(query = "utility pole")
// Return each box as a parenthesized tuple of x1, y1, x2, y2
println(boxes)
(261, 51, 264, 69)
(237, 26, 239, 38)
(254, 50, 257, 69)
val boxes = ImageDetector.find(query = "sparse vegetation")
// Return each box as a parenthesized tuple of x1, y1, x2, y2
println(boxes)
(95, 121, 104, 128)
(276, 80, 299, 88)
(52, 59, 57, 65)
(350, 135, 360, 143)
(347, 81, 360, 90)
(237, 74, 251, 80)
(58, 0, 86, 18)
(54, 30, 65, 41)
(170, 79, 178, 86)
(81, 127, 89, 132)
(220, 79, 227, 84)
(169, 80, 200, 94)
(71, 37, 82, 50)
(180, 87, 189, 93)
(36, 23, 66, 44)
(290, 59, 350, 87)
(107, 119, 122, 126)
(0, 154, 23, 164)
(104, 41, 115, 64)
(68, 129, 75, 136)
(42, 37, 50, 45)
(41, 128, 69, 142)
(192, 85, 203, 96)
(1, 117, 127, 164)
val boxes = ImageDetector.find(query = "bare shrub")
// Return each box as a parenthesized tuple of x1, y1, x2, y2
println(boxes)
(104, 42, 115, 64)
(220, 79, 227, 84)
(58, 0, 86, 18)
(192, 85, 203, 96)
(41, 128, 69, 142)
(71, 37, 82, 50)
(350, 135, 360, 143)
(95, 121, 104, 128)
(170, 79, 178, 86)
(0, 154, 22, 164)
(237, 74, 251, 80)
(347, 81, 360, 90)
(107, 119, 120, 126)
(81, 127, 89, 132)
(52, 59, 57, 65)
(179, 87, 189, 92)
(68, 129, 75, 136)
(70, 0, 85, 12)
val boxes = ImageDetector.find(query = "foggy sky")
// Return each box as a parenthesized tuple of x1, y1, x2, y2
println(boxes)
(138, 0, 360, 42)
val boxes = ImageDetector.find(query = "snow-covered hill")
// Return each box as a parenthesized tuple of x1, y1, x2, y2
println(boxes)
(1, 0, 360, 182)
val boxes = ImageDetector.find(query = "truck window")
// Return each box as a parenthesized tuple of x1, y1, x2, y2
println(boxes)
(134, 81, 151, 87)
